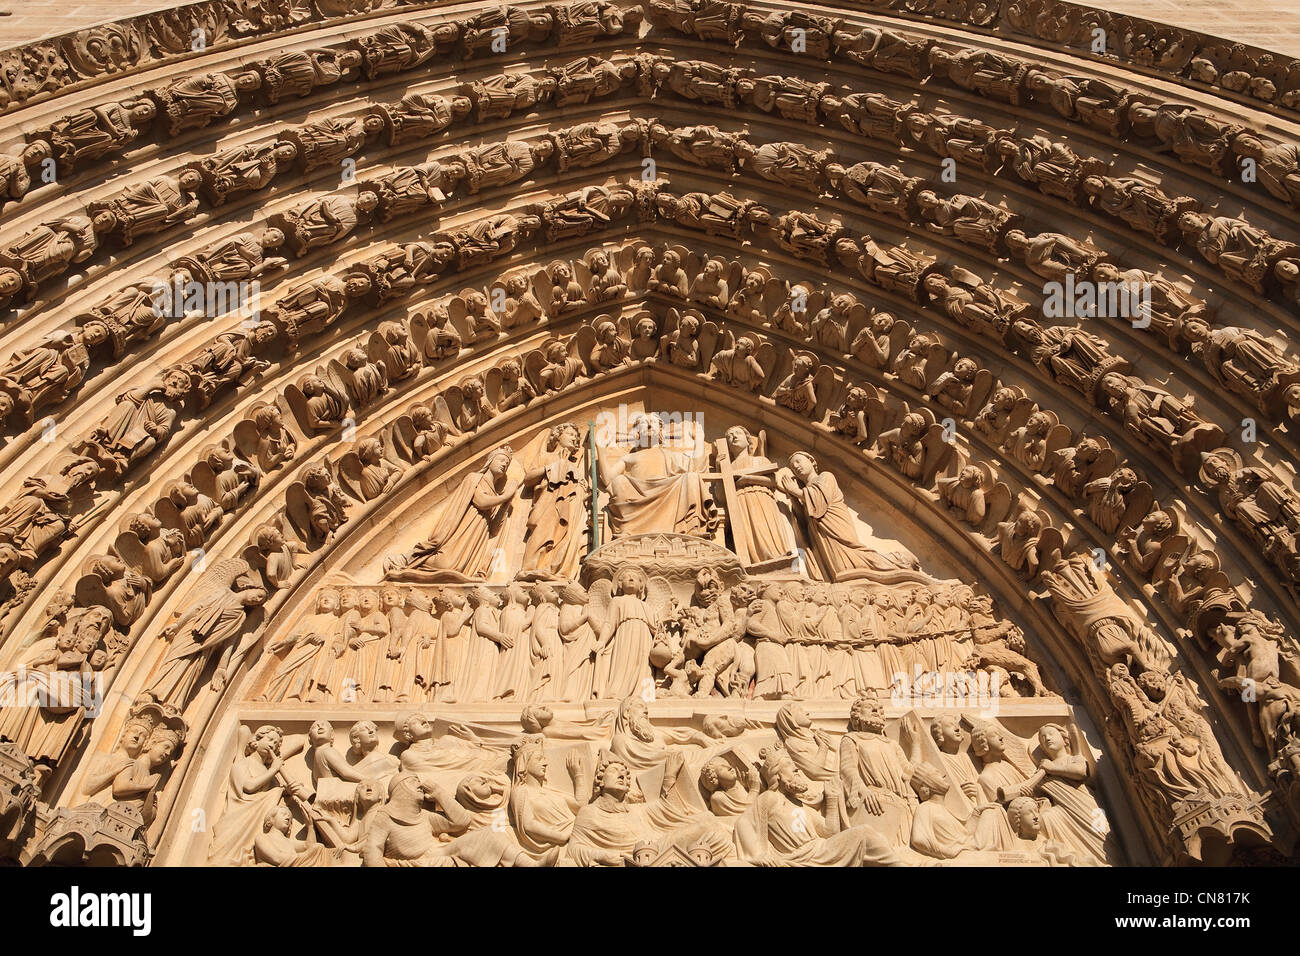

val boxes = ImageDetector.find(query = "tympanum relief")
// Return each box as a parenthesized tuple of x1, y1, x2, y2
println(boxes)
(200, 704, 1115, 867)
(253, 416, 1034, 708)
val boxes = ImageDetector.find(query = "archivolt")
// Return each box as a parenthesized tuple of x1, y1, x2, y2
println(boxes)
(1, 0, 1299, 866)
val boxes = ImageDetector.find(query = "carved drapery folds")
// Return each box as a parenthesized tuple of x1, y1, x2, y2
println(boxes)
(0, 0, 1298, 871)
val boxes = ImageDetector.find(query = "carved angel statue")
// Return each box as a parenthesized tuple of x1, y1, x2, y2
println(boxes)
(589, 568, 669, 699)
(521, 423, 589, 579)
(767, 451, 922, 583)
(148, 559, 269, 709)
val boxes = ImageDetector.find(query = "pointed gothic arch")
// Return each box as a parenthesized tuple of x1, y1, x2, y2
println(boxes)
(0, 0, 1297, 868)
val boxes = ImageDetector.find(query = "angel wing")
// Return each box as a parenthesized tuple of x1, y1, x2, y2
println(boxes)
(281, 381, 315, 435)
(1035, 525, 1067, 575)
(667, 243, 699, 282)
(1041, 420, 1074, 471)
(325, 358, 360, 407)
(284, 480, 316, 545)
(761, 275, 790, 319)
(644, 575, 676, 629)
(385, 415, 419, 464)
(569, 324, 599, 373)
(982, 476, 1014, 536)
(754, 339, 779, 393)
(919, 418, 957, 487)
(111, 529, 151, 578)
(1119, 478, 1155, 532)
(696, 318, 721, 370)
(152, 491, 187, 544)
(810, 363, 839, 422)
(964, 368, 995, 419)
(585, 578, 615, 635)
(180, 556, 255, 611)
(335, 450, 367, 503)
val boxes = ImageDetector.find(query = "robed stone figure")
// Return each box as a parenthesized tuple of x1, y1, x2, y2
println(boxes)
(386, 446, 519, 582)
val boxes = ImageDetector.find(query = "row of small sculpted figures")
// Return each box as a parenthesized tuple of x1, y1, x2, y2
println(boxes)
(213, 699, 1110, 866)
(0, 235, 1287, 729)
(254, 576, 1044, 705)
(3, 0, 1294, 201)
(4, 39, 1299, 320)
(652, 0, 1300, 108)
(0, 0, 1294, 116)
(0, 1, 640, 113)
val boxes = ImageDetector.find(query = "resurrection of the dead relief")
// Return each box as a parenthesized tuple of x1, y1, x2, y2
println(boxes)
(0, 0, 1298, 869)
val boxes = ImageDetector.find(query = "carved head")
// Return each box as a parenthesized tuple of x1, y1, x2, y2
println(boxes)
(614, 566, 649, 600)
(484, 446, 513, 479)
(379, 585, 404, 611)
(1024, 411, 1051, 437)
(1134, 671, 1169, 703)
(162, 368, 192, 402)
(909, 762, 951, 802)
(308, 720, 334, 746)
(510, 737, 547, 785)
(899, 412, 927, 442)
(467, 586, 501, 609)
(252, 404, 284, 434)
(594, 756, 632, 800)
(519, 705, 553, 734)
(972, 723, 1008, 759)
(79, 320, 111, 348)
(929, 714, 964, 751)
(848, 696, 886, 734)
(263, 805, 293, 835)
(246, 724, 284, 760)
(1036, 722, 1072, 757)
(699, 756, 737, 793)
(759, 745, 809, 799)
(788, 451, 817, 482)
(724, 425, 752, 456)
(348, 720, 378, 753)
(627, 413, 664, 449)
(1200, 452, 1232, 485)
(1006, 796, 1042, 839)
(694, 568, 723, 605)
(393, 713, 432, 744)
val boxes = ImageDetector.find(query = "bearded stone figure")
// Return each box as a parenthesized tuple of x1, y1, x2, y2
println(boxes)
(386, 447, 519, 582)
(597, 414, 716, 538)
